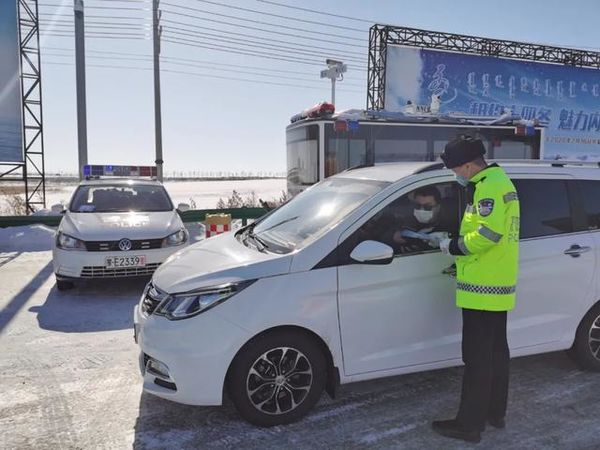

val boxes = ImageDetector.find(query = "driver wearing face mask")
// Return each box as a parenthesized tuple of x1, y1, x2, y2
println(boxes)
(413, 186, 442, 227)
(392, 185, 453, 251)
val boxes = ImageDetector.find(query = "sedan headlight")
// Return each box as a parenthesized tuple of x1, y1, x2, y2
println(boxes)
(162, 229, 188, 247)
(155, 280, 256, 320)
(56, 231, 86, 251)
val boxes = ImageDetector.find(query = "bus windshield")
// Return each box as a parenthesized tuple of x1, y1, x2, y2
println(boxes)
(286, 120, 542, 196)
(326, 123, 540, 174)
(286, 120, 540, 195)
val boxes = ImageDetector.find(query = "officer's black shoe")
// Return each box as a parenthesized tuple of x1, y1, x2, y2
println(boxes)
(488, 417, 506, 429)
(432, 419, 482, 443)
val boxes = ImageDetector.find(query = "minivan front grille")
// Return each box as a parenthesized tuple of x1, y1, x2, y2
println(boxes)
(142, 295, 161, 315)
(141, 283, 169, 316)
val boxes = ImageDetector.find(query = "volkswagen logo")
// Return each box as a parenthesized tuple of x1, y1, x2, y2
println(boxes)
(118, 238, 132, 251)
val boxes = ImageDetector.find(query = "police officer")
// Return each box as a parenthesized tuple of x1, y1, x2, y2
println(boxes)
(432, 136, 520, 444)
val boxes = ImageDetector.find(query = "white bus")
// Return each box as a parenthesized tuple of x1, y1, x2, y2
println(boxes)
(286, 104, 544, 196)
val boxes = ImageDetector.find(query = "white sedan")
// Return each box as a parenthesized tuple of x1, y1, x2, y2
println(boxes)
(53, 178, 188, 290)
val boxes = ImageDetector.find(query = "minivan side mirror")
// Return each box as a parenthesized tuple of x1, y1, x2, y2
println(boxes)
(177, 203, 190, 212)
(350, 240, 394, 265)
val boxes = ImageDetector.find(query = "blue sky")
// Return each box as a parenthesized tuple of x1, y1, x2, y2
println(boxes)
(32, 0, 600, 175)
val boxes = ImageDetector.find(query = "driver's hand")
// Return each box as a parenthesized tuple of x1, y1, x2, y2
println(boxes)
(427, 231, 449, 248)
(392, 230, 407, 244)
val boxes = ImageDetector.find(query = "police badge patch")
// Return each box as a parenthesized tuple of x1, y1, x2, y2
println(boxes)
(478, 198, 495, 217)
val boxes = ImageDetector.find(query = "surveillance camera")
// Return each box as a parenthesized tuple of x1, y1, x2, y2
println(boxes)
(326, 58, 343, 66)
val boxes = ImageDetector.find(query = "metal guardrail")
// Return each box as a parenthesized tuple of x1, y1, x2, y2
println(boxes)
(179, 207, 268, 226)
(0, 207, 269, 229)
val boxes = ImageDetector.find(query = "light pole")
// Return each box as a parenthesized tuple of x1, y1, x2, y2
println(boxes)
(320, 59, 347, 105)
(152, 0, 163, 181)
(74, 0, 87, 180)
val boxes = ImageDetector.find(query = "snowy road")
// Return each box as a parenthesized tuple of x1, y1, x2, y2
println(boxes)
(1, 226, 599, 449)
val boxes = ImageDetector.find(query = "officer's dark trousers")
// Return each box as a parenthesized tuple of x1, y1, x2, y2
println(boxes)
(456, 308, 509, 431)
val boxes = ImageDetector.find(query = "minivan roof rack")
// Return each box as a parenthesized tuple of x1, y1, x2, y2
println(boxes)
(342, 163, 375, 173)
(413, 160, 600, 174)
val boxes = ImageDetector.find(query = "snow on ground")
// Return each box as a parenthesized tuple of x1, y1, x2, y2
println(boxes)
(0, 178, 287, 212)
(1, 226, 600, 449)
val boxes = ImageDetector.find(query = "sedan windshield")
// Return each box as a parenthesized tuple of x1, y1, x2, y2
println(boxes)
(250, 177, 390, 253)
(69, 184, 173, 213)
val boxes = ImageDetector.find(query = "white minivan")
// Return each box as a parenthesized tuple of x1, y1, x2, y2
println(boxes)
(134, 161, 600, 426)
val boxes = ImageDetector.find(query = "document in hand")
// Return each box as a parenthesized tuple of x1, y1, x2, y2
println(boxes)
(400, 229, 437, 242)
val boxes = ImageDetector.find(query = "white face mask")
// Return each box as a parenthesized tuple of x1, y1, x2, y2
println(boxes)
(414, 208, 436, 224)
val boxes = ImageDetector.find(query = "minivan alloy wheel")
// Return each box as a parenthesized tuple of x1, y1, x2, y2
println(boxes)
(589, 314, 600, 361)
(246, 347, 313, 415)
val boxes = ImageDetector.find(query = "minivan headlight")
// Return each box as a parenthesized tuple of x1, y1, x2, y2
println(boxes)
(56, 231, 86, 251)
(162, 229, 188, 247)
(155, 280, 256, 320)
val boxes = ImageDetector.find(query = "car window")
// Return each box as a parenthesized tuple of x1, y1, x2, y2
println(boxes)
(579, 180, 600, 230)
(340, 182, 460, 259)
(512, 179, 573, 239)
(70, 184, 173, 213)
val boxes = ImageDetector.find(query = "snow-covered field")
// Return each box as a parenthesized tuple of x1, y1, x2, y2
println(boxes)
(0, 178, 287, 212)
(1, 226, 600, 448)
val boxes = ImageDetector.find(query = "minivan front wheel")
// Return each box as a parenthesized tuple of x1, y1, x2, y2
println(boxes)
(227, 330, 326, 426)
(571, 302, 600, 371)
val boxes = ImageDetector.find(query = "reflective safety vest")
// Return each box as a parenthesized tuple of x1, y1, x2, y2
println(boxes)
(455, 164, 520, 311)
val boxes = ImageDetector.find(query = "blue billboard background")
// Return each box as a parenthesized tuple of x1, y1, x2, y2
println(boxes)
(385, 46, 600, 160)
(0, 0, 23, 163)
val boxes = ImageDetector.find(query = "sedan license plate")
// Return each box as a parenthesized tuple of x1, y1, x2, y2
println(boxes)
(105, 255, 146, 269)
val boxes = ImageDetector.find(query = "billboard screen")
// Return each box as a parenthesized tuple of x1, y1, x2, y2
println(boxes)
(0, 0, 23, 163)
(385, 46, 600, 161)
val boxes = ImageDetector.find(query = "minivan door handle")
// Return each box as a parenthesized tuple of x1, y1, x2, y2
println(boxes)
(564, 244, 591, 258)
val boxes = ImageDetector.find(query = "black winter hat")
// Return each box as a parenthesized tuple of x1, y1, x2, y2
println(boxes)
(440, 136, 486, 168)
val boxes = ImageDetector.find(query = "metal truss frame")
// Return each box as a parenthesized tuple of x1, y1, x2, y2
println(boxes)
(0, 0, 46, 214)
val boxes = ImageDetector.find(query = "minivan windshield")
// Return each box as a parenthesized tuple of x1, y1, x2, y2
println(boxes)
(70, 184, 173, 213)
(250, 177, 390, 253)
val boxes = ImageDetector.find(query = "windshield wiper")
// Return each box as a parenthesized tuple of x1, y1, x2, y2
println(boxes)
(241, 222, 269, 252)
(255, 216, 299, 235)
(250, 233, 269, 252)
